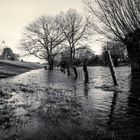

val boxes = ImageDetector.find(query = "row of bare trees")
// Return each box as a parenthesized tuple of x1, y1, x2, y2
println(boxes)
(21, 9, 89, 70)
(84, 0, 140, 73)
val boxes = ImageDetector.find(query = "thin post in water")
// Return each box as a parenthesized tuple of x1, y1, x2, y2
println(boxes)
(106, 50, 118, 86)
(83, 61, 89, 84)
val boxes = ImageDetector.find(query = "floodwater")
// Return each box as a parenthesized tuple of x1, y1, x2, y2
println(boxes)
(0, 66, 140, 140)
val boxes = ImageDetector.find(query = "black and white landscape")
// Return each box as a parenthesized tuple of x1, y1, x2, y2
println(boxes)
(0, 0, 140, 140)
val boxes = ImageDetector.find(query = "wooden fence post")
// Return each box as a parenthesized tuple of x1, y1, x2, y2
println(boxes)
(83, 61, 89, 83)
(73, 66, 78, 80)
(106, 50, 118, 86)
(67, 64, 70, 76)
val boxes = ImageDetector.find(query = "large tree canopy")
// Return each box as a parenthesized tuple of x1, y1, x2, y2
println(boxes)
(21, 9, 89, 70)
(21, 16, 65, 70)
(84, 0, 140, 40)
(84, 0, 140, 72)
(56, 9, 89, 63)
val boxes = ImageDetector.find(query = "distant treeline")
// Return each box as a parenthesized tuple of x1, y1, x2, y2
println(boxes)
(57, 41, 130, 67)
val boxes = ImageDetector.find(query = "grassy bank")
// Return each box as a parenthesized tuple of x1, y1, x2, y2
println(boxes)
(0, 60, 43, 78)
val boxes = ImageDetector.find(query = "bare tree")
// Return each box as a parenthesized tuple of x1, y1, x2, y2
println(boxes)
(84, 0, 140, 72)
(102, 41, 128, 66)
(21, 16, 65, 70)
(56, 9, 89, 65)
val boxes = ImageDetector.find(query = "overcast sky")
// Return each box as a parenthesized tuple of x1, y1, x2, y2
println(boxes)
(0, 0, 102, 62)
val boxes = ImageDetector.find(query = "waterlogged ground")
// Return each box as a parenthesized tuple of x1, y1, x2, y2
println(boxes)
(0, 66, 140, 140)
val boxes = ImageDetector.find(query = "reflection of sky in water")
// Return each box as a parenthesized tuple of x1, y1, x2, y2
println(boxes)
(0, 66, 140, 139)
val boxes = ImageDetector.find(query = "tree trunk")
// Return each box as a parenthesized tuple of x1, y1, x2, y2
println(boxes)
(126, 44, 140, 73)
(49, 64, 52, 70)
(70, 47, 73, 64)
(125, 29, 140, 73)
(51, 61, 54, 70)
(48, 61, 54, 71)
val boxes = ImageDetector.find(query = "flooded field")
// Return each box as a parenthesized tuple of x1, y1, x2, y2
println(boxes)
(0, 66, 140, 140)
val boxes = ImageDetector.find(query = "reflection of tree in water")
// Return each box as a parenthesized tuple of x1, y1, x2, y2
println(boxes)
(107, 74, 140, 139)
(127, 73, 140, 121)
(108, 90, 118, 125)
(107, 73, 140, 139)
(126, 74, 140, 138)
(84, 83, 89, 99)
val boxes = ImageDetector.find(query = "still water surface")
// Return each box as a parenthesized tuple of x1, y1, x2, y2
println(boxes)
(0, 66, 140, 139)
